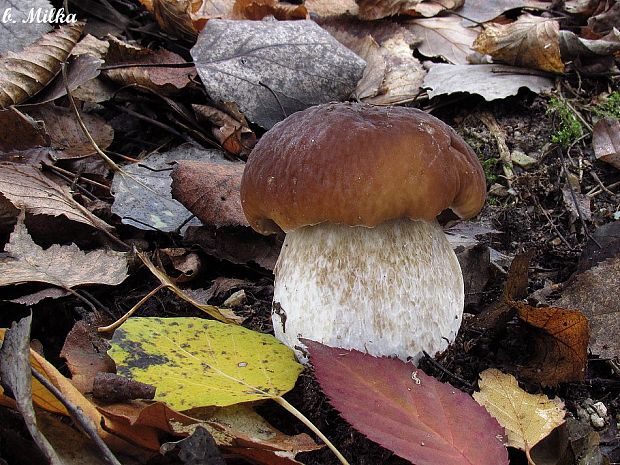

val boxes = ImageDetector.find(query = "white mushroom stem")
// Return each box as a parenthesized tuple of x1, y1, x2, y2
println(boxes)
(272, 218, 464, 363)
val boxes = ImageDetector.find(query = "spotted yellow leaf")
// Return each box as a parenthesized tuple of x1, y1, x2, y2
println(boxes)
(108, 317, 303, 410)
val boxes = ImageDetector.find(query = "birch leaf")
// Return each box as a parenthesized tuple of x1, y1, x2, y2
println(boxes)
(474, 369, 566, 462)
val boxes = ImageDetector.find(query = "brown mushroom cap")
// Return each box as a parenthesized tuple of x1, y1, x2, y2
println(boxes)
(241, 102, 486, 234)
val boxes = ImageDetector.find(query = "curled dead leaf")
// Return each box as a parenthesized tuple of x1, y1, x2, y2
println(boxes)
(473, 14, 564, 73)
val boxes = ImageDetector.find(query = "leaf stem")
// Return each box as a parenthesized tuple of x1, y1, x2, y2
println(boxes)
(273, 396, 351, 465)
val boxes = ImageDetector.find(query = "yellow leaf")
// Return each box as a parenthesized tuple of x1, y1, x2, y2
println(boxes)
(108, 317, 303, 410)
(473, 368, 565, 464)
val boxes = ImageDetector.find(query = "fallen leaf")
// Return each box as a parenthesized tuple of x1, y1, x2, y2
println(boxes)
(592, 117, 620, 170)
(474, 369, 566, 463)
(0, 22, 84, 108)
(0, 107, 48, 153)
(407, 16, 479, 65)
(473, 14, 564, 74)
(111, 144, 218, 232)
(577, 221, 620, 272)
(25, 104, 114, 158)
(93, 372, 156, 403)
(183, 223, 283, 270)
(0, 214, 127, 291)
(356, 0, 463, 20)
(161, 426, 226, 464)
(423, 63, 554, 100)
(304, 0, 359, 17)
(306, 340, 509, 465)
(60, 320, 116, 394)
(0, 162, 114, 231)
(511, 301, 589, 387)
(171, 160, 248, 228)
(231, 0, 308, 21)
(191, 19, 365, 129)
(0, 315, 63, 464)
(0, 0, 53, 55)
(458, 0, 551, 25)
(103, 37, 196, 95)
(192, 103, 256, 157)
(554, 257, 620, 359)
(108, 317, 303, 410)
(559, 29, 620, 61)
(588, 2, 620, 34)
(561, 184, 592, 222)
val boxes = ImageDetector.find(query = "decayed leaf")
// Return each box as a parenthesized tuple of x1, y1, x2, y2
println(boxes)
(592, 117, 620, 170)
(0, 315, 63, 465)
(511, 301, 589, 387)
(0, 107, 48, 153)
(588, 2, 620, 34)
(406, 17, 479, 65)
(304, 0, 359, 17)
(473, 14, 564, 74)
(559, 29, 620, 61)
(138, 251, 243, 324)
(0, 162, 113, 231)
(554, 257, 620, 359)
(0, 0, 53, 56)
(0, 22, 84, 108)
(474, 369, 566, 463)
(103, 37, 196, 95)
(0, 214, 128, 290)
(25, 104, 114, 158)
(161, 426, 226, 464)
(458, 0, 552, 25)
(356, 0, 463, 20)
(171, 160, 248, 228)
(191, 19, 365, 129)
(423, 63, 554, 100)
(306, 340, 509, 465)
(108, 317, 303, 410)
(192, 103, 257, 157)
(111, 145, 217, 232)
(60, 320, 116, 393)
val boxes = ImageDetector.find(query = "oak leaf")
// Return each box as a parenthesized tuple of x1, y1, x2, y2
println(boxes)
(511, 301, 589, 387)
(0, 214, 128, 291)
(474, 369, 566, 464)
(473, 14, 564, 73)
(306, 340, 508, 465)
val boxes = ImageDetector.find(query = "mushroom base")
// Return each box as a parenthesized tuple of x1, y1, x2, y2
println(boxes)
(273, 218, 464, 363)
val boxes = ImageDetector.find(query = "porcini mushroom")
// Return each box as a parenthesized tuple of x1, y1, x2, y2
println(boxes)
(240, 103, 486, 362)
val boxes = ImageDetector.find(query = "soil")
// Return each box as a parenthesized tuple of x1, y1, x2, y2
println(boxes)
(1, 3, 619, 465)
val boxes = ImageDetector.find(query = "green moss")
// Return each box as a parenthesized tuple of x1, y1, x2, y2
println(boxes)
(593, 91, 620, 119)
(479, 156, 499, 185)
(546, 96, 584, 149)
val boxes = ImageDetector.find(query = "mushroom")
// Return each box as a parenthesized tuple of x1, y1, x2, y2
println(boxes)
(240, 103, 486, 362)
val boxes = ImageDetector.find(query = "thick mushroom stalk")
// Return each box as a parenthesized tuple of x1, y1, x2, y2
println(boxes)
(273, 218, 463, 362)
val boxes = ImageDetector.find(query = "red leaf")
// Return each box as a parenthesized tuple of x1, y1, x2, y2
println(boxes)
(305, 340, 508, 465)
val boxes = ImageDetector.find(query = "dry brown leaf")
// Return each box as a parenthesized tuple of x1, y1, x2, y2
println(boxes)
(152, 0, 200, 41)
(356, 0, 463, 20)
(304, 0, 359, 17)
(104, 37, 196, 95)
(60, 320, 116, 393)
(192, 104, 256, 157)
(554, 257, 620, 359)
(231, 0, 308, 20)
(0, 22, 84, 108)
(511, 301, 589, 387)
(171, 160, 247, 227)
(474, 368, 566, 464)
(0, 214, 128, 290)
(474, 14, 564, 73)
(0, 162, 113, 231)
(459, 0, 552, 25)
(25, 105, 114, 158)
(588, 2, 620, 34)
(406, 16, 479, 65)
(592, 117, 620, 170)
(0, 107, 48, 153)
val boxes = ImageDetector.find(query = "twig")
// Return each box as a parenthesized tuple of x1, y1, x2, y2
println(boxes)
(421, 351, 475, 390)
(97, 284, 166, 333)
(43, 164, 110, 191)
(531, 194, 574, 250)
(31, 367, 122, 465)
(587, 172, 617, 197)
(109, 104, 193, 142)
